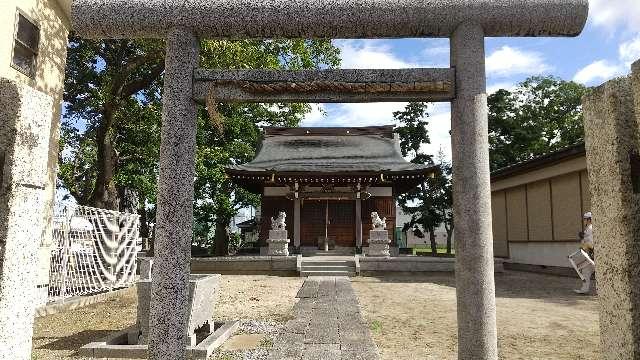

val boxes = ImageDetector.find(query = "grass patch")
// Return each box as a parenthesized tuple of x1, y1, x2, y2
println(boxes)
(259, 336, 274, 349)
(412, 247, 455, 256)
(370, 320, 383, 334)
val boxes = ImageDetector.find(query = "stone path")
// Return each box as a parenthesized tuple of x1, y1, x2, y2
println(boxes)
(267, 276, 379, 360)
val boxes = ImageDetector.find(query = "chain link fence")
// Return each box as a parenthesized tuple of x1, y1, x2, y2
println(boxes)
(48, 205, 141, 302)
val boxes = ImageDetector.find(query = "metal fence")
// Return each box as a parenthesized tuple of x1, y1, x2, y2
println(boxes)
(48, 205, 141, 302)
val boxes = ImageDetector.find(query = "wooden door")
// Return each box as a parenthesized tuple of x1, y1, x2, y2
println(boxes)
(327, 200, 355, 247)
(300, 200, 325, 246)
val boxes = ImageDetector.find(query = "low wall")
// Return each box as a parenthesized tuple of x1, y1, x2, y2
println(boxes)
(508, 241, 578, 268)
(191, 256, 297, 275)
(359, 256, 504, 273)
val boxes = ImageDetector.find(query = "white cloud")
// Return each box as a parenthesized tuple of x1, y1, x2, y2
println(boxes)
(336, 40, 417, 69)
(589, 0, 640, 33)
(573, 60, 625, 85)
(619, 36, 640, 66)
(487, 82, 516, 95)
(485, 46, 552, 78)
(300, 104, 326, 127)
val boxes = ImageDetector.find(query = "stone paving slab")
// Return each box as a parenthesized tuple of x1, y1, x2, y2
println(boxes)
(267, 276, 379, 360)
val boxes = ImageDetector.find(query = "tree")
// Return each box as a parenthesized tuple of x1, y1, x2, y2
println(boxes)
(488, 76, 587, 171)
(394, 102, 437, 255)
(59, 36, 340, 255)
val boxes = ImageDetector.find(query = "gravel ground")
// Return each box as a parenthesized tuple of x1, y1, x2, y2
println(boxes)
(352, 271, 600, 360)
(32, 272, 599, 359)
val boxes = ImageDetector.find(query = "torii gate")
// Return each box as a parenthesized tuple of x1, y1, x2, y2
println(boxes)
(70, 1, 588, 359)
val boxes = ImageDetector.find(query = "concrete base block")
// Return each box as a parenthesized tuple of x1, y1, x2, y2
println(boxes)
(80, 321, 239, 359)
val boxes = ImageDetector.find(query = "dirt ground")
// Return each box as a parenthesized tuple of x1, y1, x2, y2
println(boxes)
(32, 275, 303, 359)
(32, 272, 598, 359)
(352, 271, 599, 360)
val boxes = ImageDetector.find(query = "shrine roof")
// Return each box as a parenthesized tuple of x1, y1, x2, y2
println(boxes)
(227, 125, 431, 175)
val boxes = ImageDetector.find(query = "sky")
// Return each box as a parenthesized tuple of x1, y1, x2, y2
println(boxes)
(300, 0, 640, 161)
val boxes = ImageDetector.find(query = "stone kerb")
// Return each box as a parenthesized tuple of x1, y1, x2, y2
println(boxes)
(582, 58, 640, 359)
(368, 229, 391, 257)
(268, 229, 290, 256)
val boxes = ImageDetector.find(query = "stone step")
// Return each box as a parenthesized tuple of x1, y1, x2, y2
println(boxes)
(301, 265, 353, 271)
(300, 270, 355, 277)
(302, 260, 354, 267)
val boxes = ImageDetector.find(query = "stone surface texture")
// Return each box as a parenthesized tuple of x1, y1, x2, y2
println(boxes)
(367, 230, 391, 257)
(194, 68, 455, 103)
(450, 22, 498, 359)
(0, 78, 53, 360)
(268, 276, 379, 360)
(148, 28, 200, 360)
(138, 274, 221, 345)
(268, 229, 290, 256)
(72, 0, 588, 39)
(582, 59, 640, 360)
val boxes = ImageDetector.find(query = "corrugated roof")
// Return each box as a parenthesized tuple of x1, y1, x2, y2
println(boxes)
(227, 126, 430, 174)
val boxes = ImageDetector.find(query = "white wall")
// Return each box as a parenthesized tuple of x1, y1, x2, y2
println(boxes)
(507, 241, 580, 268)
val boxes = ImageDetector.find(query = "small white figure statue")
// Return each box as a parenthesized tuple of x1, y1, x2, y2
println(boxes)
(371, 212, 386, 230)
(271, 211, 286, 230)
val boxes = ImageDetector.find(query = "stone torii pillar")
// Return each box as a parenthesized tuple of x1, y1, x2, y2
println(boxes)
(148, 28, 200, 359)
(69, 1, 588, 359)
(450, 22, 496, 358)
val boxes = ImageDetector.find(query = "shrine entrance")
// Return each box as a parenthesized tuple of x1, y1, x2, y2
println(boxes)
(301, 199, 355, 248)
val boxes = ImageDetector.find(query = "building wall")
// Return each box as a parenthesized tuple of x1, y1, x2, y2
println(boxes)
(0, 0, 70, 305)
(491, 156, 589, 267)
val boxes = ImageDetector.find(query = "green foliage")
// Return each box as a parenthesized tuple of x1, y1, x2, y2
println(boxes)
(394, 103, 453, 255)
(488, 76, 587, 171)
(370, 320, 383, 334)
(59, 36, 340, 253)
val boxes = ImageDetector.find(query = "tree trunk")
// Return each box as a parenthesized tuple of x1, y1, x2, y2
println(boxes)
(214, 217, 230, 256)
(429, 227, 437, 256)
(446, 227, 453, 255)
(89, 105, 120, 210)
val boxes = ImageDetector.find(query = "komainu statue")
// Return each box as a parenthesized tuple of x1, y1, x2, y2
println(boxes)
(371, 212, 386, 230)
(271, 211, 286, 230)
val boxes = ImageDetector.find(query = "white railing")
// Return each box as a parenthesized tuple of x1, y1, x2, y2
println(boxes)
(48, 205, 141, 302)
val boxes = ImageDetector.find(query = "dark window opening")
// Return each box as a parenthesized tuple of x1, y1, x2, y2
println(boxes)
(11, 12, 40, 78)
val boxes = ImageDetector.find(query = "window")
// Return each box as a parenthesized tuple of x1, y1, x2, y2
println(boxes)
(11, 11, 40, 78)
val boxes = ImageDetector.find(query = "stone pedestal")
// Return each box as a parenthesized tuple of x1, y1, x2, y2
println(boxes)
(368, 230, 391, 257)
(582, 59, 640, 359)
(268, 230, 290, 256)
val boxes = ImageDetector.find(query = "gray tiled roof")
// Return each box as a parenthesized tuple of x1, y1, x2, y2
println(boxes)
(228, 130, 429, 174)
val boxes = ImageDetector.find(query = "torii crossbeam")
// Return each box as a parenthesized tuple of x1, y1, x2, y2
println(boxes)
(69, 1, 588, 359)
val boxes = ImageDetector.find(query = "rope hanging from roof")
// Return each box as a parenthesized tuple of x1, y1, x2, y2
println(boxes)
(207, 80, 451, 94)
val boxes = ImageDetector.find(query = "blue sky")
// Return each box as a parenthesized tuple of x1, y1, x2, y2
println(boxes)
(301, 0, 640, 161)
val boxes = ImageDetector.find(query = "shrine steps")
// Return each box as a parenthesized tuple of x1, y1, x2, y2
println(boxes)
(299, 258, 356, 277)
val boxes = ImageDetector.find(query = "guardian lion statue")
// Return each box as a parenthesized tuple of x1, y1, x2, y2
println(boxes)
(271, 211, 286, 230)
(371, 212, 386, 230)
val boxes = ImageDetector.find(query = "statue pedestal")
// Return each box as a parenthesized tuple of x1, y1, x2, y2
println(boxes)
(267, 229, 290, 256)
(368, 229, 391, 257)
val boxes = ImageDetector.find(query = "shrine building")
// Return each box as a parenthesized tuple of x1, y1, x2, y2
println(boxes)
(226, 125, 436, 253)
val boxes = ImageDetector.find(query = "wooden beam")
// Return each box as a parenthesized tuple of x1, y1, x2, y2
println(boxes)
(194, 68, 455, 103)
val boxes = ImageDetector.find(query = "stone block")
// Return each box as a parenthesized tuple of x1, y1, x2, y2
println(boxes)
(368, 229, 390, 243)
(269, 229, 288, 239)
(582, 60, 640, 359)
(138, 274, 220, 345)
(0, 78, 54, 360)
(268, 229, 290, 256)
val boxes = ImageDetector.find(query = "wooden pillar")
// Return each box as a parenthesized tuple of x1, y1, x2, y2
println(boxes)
(355, 198, 362, 249)
(294, 198, 301, 249)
